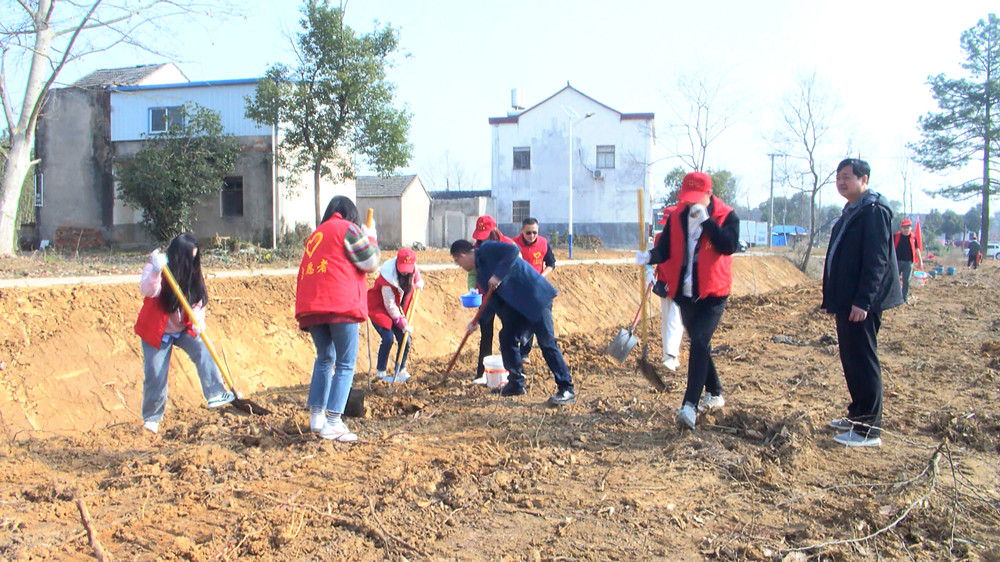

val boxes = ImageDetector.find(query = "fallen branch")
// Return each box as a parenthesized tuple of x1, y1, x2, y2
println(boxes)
(75, 497, 109, 561)
(781, 443, 943, 554)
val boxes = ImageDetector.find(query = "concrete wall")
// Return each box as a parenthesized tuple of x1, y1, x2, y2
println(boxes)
(35, 89, 115, 243)
(400, 180, 430, 247)
(357, 197, 402, 248)
(112, 136, 275, 246)
(428, 196, 494, 248)
(490, 88, 653, 246)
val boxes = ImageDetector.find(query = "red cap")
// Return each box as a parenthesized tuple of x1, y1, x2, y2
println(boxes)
(901, 219, 912, 227)
(472, 215, 496, 241)
(677, 171, 712, 204)
(396, 248, 416, 273)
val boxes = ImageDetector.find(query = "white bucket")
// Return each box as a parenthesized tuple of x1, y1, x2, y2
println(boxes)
(483, 355, 508, 388)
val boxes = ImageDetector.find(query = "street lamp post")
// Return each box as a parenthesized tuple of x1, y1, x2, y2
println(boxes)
(563, 107, 594, 259)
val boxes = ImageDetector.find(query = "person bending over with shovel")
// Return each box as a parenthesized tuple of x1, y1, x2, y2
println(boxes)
(296, 196, 380, 442)
(635, 171, 740, 430)
(134, 233, 234, 434)
(451, 239, 576, 406)
(367, 248, 424, 383)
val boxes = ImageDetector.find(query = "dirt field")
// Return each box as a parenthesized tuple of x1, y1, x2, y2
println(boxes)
(1, 254, 999, 560)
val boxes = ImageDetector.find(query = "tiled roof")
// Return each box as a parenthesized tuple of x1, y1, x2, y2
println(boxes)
(72, 64, 170, 89)
(356, 175, 418, 198)
(428, 190, 492, 200)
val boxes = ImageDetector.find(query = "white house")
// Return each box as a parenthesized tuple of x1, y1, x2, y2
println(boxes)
(488, 84, 654, 248)
(356, 174, 430, 248)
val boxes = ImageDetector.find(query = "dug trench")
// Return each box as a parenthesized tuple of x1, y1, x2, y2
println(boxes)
(1, 257, 999, 559)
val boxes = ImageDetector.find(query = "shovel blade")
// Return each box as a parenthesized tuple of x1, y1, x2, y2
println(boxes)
(605, 328, 639, 363)
(344, 388, 366, 418)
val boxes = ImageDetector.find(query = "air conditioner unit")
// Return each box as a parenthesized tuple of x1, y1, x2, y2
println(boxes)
(593, 169, 605, 180)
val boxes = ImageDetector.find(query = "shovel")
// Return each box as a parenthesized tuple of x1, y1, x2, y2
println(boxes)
(346, 208, 378, 416)
(606, 281, 653, 362)
(445, 286, 496, 375)
(390, 287, 421, 383)
(160, 265, 271, 415)
(634, 188, 666, 392)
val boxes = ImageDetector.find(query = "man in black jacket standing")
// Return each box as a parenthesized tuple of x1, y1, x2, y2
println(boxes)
(822, 158, 903, 447)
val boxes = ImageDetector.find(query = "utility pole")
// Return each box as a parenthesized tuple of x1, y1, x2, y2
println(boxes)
(767, 153, 779, 247)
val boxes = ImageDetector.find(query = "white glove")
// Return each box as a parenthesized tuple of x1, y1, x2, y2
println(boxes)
(363, 222, 378, 243)
(634, 250, 650, 265)
(645, 265, 655, 286)
(689, 204, 708, 223)
(404, 325, 413, 334)
(150, 249, 168, 271)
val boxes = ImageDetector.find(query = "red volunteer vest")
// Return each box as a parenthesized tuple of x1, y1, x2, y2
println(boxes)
(893, 232, 918, 262)
(660, 197, 734, 299)
(367, 272, 418, 330)
(295, 214, 368, 323)
(515, 234, 549, 274)
(134, 296, 193, 348)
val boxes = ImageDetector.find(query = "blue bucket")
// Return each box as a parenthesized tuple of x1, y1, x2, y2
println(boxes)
(935, 266, 944, 274)
(460, 292, 482, 308)
(947, 266, 956, 275)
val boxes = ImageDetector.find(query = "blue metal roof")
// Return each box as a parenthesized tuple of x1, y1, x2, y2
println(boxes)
(772, 225, 808, 235)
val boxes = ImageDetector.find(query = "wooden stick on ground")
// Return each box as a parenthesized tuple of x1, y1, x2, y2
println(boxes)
(75, 497, 109, 562)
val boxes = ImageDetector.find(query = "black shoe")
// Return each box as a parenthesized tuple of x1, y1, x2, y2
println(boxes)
(547, 388, 575, 407)
(499, 384, 526, 397)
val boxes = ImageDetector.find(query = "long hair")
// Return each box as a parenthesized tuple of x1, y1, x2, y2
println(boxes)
(159, 233, 207, 315)
(397, 270, 413, 296)
(321, 196, 361, 226)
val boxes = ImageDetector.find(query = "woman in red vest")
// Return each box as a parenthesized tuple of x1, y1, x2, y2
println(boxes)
(636, 172, 741, 431)
(296, 196, 380, 442)
(134, 233, 233, 434)
(367, 248, 424, 382)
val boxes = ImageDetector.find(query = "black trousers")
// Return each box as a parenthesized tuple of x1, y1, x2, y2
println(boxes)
(494, 299, 573, 391)
(477, 311, 495, 378)
(835, 311, 883, 438)
(674, 295, 727, 407)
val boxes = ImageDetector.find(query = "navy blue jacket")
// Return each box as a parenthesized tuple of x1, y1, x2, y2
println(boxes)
(476, 241, 557, 323)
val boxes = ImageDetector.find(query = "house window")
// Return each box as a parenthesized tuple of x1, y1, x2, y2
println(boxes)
(512, 200, 530, 224)
(221, 176, 244, 217)
(34, 173, 43, 207)
(513, 147, 531, 170)
(596, 145, 616, 169)
(149, 106, 183, 134)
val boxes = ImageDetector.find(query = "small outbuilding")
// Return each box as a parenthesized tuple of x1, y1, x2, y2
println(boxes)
(356, 175, 430, 248)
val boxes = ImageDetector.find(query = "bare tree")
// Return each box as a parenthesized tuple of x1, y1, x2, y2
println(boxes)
(774, 71, 842, 272)
(419, 150, 482, 192)
(0, 0, 232, 255)
(661, 69, 741, 172)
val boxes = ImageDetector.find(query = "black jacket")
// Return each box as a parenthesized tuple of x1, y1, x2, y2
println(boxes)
(821, 190, 903, 314)
(476, 241, 557, 324)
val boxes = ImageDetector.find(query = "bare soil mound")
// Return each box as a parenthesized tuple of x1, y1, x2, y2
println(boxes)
(3, 257, 999, 560)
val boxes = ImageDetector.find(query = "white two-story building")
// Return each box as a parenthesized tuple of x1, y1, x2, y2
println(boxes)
(488, 84, 654, 248)
(35, 63, 350, 248)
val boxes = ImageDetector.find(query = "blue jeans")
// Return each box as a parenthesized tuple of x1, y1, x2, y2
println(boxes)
(373, 321, 410, 372)
(495, 299, 573, 392)
(307, 322, 360, 414)
(141, 332, 228, 423)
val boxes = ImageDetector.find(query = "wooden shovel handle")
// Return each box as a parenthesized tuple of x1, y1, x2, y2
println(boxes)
(445, 286, 496, 374)
(394, 287, 420, 369)
(160, 264, 239, 394)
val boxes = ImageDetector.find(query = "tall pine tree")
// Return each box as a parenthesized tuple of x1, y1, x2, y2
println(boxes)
(911, 14, 1000, 242)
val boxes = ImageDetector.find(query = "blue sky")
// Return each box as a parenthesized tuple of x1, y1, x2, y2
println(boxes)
(36, 0, 1000, 214)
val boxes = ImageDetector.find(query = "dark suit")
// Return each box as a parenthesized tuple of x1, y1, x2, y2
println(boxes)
(476, 241, 572, 391)
(822, 190, 902, 438)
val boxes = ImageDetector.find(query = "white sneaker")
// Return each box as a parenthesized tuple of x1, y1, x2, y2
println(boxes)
(143, 420, 159, 434)
(834, 431, 881, 447)
(662, 355, 680, 372)
(829, 418, 853, 431)
(472, 375, 488, 385)
(382, 369, 410, 383)
(698, 393, 725, 412)
(675, 402, 697, 430)
(375, 370, 387, 380)
(310, 409, 326, 433)
(320, 420, 358, 443)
